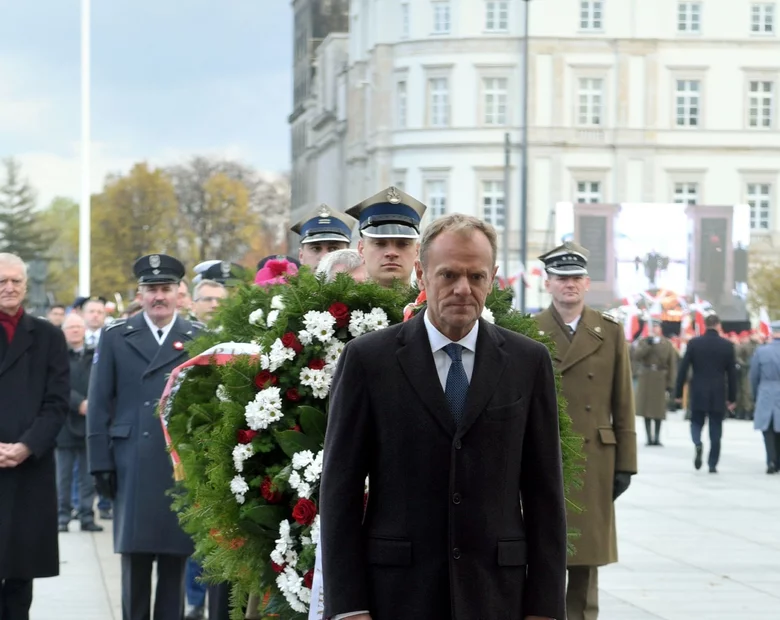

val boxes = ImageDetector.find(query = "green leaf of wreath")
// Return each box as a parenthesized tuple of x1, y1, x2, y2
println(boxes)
(274, 429, 322, 458)
(298, 405, 327, 443)
(240, 504, 289, 530)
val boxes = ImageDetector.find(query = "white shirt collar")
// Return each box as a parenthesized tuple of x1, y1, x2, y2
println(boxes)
(142, 312, 177, 344)
(567, 315, 581, 332)
(423, 309, 479, 354)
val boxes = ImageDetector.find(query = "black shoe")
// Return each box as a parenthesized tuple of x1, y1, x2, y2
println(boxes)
(99, 509, 113, 520)
(767, 463, 777, 474)
(58, 523, 69, 533)
(81, 522, 104, 532)
(709, 466, 717, 473)
(694, 445, 703, 470)
(184, 606, 205, 620)
(654, 439, 663, 447)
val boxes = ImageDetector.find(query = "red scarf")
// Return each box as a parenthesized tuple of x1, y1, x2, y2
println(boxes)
(0, 307, 24, 343)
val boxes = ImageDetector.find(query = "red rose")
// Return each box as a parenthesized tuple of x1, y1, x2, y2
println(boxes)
(308, 359, 326, 370)
(236, 429, 259, 444)
(328, 302, 350, 328)
(260, 477, 283, 504)
(281, 332, 303, 353)
(286, 388, 301, 402)
(254, 371, 277, 390)
(290, 424, 301, 432)
(271, 562, 284, 574)
(303, 569, 314, 589)
(292, 498, 317, 526)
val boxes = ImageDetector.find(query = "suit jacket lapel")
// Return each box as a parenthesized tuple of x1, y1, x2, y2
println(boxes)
(559, 307, 604, 373)
(396, 313, 456, 437)
(144, 316, 194, 378)
(0, 313, 34, 378)
(123, 313, 157, 365)
(457, 320, 508, 437)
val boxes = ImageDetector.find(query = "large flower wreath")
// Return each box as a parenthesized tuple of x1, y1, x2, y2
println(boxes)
(162, 270, 582, 620)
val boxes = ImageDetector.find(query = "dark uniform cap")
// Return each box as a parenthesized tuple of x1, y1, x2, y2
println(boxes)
(192, 260, 245, 285)
(345, 186, 427, 239)
(290, 204, 356, 245)
(73, 295, 107, 309)
(133, 253, 185, 285)
(539, 242, 589, 276)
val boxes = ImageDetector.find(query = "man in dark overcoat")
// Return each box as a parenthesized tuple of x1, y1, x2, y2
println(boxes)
(675, 313, 737, 473)
(87, 253, 202, 620)
(320, 215, 567, 620)
(0, 253, 69, 619)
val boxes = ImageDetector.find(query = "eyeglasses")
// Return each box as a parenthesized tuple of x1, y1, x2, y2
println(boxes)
(194, 296, 223, 303)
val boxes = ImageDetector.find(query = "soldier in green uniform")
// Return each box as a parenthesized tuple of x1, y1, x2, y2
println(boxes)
(633, 321, 678, 446)
(535, 242, 638, 620)
(736, 332, 758, 420)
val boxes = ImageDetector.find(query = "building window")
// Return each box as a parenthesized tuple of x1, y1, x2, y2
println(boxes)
(484, 77, 508, 125)
(576, 181, 602, 203)
(675, 79, 700, 127)
(433, 1, 451, 34)
(486, 1, 509, 32)
(673, 182, 699, 205)
(482, 180, 506, 229)
(397, 81, 408, 128)
(747, 183, 772, 230)
(678, 2, 702, 33)
(429, 77, 450, 127)
(577, 78, 604, 126)
(426, 180, 448, 218)
(748, 80, 774, 128)
(393, 171, 407, 191)
(580, 1, 603, 31)
(401, 2, 410, 38)
(751, 3, 775, 34)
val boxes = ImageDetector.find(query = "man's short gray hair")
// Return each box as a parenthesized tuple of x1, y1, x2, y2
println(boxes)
(419, 214, 498, 268)
(316, 249, 364, 283)
(193, 279, 226, 300)
(0, 253, 27, 279)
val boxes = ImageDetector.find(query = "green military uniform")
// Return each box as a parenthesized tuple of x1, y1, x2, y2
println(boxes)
(634, 335, 677, 445)
(736, 340, 757, 419)
(535, 242, 637, 620)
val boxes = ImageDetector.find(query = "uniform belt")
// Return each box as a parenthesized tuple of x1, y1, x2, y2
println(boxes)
(644, 364, 667, 371)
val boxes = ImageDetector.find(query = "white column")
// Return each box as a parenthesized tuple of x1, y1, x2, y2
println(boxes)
(79, 0, 91, 296)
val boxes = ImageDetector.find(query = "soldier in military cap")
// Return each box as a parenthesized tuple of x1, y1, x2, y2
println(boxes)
(534, 242, 637, 620)
(346, 186, 426, 288)
(192, 260, 247, 286)
(291, 204, 356, 269)
(87, 253, 202, 620)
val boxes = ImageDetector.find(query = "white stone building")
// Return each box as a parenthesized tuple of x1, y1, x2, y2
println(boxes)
(291, 0, 780, 308)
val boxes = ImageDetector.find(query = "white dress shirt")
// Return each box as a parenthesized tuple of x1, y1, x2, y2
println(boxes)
(85, 328, 101, 348)
(330, 312, 480, 620)
(566, 314, 581, 334)
(142, 312, 177, 345)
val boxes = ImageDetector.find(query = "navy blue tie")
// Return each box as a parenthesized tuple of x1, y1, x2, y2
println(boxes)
(444, 343, 469, 426)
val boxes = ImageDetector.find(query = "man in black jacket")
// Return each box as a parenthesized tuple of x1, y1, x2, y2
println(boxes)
(675, 314, 737, 473)
(56, 313, 103, 533)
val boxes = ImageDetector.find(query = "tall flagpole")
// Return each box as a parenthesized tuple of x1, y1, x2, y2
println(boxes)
(79, 0, 91, 296)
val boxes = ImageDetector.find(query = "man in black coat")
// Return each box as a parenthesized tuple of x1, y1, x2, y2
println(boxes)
(320, 215, 566, 620)
(0, 253, 69, 620)
(88, 254, 202, 620)
(56, 312, 103, 533)
(675, 314, 737, 473)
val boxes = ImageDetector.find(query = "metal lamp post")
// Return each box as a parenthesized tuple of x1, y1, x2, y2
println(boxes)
(518, 0, 531, 313)
(79, 0, 91, 296)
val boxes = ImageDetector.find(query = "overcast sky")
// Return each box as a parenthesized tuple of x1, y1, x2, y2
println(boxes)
(0, 0, 292, 208)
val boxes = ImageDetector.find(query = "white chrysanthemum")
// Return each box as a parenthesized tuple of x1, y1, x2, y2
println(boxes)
(348, 310, 366, 337)
(324, 339, 345, 367)
(292, 450, 315, 470)
(298, 329, 314, 345)
(303, 310, 336, 343)
(300, 535, 312, 547)
(232, 444, 255, 472)
(288, 470, 302, 488)
(267, 309, 280, 327)
(268, 338, 296, 371)
(244, 387, 284, 430)
(216, 384, 230, 402)
(271, 295, 286, 310)
(277, 568, 307, 613)
(310, 515, 321, 543)
(481, 306, 495, 323)
(248, 308, 265, 325)
(230, 475, 249, 503)
(297, 482, 312, 499)
(366, 307, 389, 331)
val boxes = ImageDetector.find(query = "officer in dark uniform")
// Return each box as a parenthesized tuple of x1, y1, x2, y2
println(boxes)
(192, 260, 247, 286)
(290, 204, 356, 269)
(87, 253, 202, 620)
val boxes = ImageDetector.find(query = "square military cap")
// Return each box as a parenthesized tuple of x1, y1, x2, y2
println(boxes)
(193, 260, 245, 285)
(290, 204, 356, 245)
(133, 253, 185, 285)
(539, 242, 590, 276)
(346, 186, 427, 239)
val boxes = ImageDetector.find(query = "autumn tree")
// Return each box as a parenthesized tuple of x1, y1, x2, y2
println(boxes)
(0, 158, 50, 260)
(38, 197, 79, 304)
(91, 163, 179, 298)
(749, 260, 780, 319)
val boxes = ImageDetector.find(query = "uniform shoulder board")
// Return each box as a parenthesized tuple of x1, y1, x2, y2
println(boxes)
(190, 320, 206, 330)
(105, 319, 127, 331)
(601, 312, 619, 324)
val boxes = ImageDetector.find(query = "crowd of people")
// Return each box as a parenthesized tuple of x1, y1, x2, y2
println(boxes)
(1, 184, 777, 620)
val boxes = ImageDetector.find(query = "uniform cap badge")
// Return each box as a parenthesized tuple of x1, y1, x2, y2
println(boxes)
(149, 255, 161, 268)
(220, 261, 231, 276)
(387, 187, 402, 204)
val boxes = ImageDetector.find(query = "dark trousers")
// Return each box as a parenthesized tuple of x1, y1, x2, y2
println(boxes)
(56, 446, 96, 525)
(208, 583, 231, 620)
(764, 428, 780, 467)
(690, 411, 724, 468)
(0, 579, 33, 620)
(121, 553, 186, 620)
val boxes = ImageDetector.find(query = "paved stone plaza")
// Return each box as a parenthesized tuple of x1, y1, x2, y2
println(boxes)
(30, 414, 780, 619)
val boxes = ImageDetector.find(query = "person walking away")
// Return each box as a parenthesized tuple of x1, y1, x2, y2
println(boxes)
(634, 322, 677, 446)
(750, 321, 780, 474)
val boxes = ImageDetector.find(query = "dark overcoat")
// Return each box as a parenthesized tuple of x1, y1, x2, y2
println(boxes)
(0, 313, 69, 579)
(534, 306, 637, 567)
(320, 313, 567, 620)
(675, 329, 737, 414)
(87, 312, 200, 556)
(56, 347, 94, 449)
